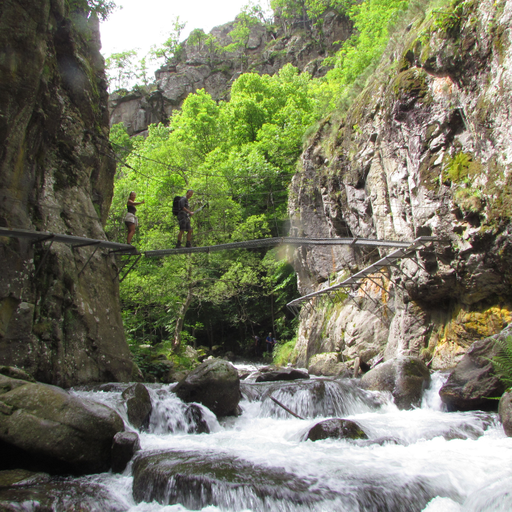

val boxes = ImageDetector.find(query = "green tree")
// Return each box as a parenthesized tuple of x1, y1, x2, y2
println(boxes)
(106, 50, 137, 91)
(150, 16, 187, 65)
(225, 11, 262, 71)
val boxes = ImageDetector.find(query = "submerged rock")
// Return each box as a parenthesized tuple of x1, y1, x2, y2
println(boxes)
(0, 374, 124, 475)
(132, 449, 340, 509)
(122, 383, 152, 430)
(173, 359, 241, 417)
(439, 335, 507, 412)
(0, 478, 126, 511)
(132, 448, 450, 511)
(362, 356, 431, 410)
(305, 418, 368, 441)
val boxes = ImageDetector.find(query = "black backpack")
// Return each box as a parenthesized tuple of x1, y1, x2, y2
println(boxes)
(172, 196, 182, 216)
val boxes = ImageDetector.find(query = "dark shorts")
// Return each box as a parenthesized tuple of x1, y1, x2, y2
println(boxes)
(178, 212, 191, 231)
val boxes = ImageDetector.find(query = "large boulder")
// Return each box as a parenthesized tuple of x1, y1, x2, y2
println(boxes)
(499, 390, 512, 437)
(362, 356, 431, 410)
(122, 383, 152, 430)
(173, 359, 241, 417)
(308, 353, 349, 377)
(0, 374, 124, 474)
(132, 449, 340, 509)
(439, 335, 507, 411)
(305, 418, 368, 441)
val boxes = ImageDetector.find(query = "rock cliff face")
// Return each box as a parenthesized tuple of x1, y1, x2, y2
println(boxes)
(109, 11, 352, 136)
(289, 0, 512, 370)
(0, 0, 137, 386)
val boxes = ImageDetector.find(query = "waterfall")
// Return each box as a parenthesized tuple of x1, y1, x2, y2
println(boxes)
(54, 373, 512, 512)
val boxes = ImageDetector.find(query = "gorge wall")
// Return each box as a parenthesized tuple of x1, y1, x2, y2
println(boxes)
(109, 11, 353, 136)
(289, 0, 512, 371)
(0, 0, 138, 386)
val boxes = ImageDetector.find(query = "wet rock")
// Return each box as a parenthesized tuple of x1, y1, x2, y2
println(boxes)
(132, 449, 339, 509)
(0, 469, 51, 488)
(122, 383, 152, 430)
(305, 418, 368, 441)
(184, 404, 210, 434)
(499, 390, 512, 437)
(173, 359, 241, 417)
(308, 353, 349, 377)
(439, 335, 507, 412)
(362, 356, 431, 410)
(254, 367, 310, 382)
(260, 378, 385, 418)
(0, 478, 126, 511)
(111, 431, 141, 473)
(0, 374, 124, 475)
(0, 367, 35, 383)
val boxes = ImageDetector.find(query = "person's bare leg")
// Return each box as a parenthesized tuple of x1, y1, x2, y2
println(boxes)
(127, 224, 136, 244)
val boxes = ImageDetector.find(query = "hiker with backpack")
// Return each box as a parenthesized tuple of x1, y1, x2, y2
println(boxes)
(175, 189, 194, 248)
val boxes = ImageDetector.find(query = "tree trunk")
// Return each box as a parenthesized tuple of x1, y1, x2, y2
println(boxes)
(173, 267, 195, 350)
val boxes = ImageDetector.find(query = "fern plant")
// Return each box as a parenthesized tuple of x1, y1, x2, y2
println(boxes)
(491, 335, 512, 389)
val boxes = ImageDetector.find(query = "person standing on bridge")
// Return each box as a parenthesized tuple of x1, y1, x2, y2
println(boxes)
(125, 191, 144, 245)
(176, 189, 194, 248)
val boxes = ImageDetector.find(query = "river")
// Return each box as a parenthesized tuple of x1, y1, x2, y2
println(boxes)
(69, 369, 512, 512)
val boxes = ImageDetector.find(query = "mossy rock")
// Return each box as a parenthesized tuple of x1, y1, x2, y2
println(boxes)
(305, 418, 368, 441)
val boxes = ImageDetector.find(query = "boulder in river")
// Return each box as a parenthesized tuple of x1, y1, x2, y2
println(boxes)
(173, 359, 241, 417)
(0, 476, 127, 511)
(305, 418, 368, 441)
(0, 374, 124, 475)
(361, 356, 431, 410)
(111, 431, 141, 473)
(439, 334, 507, 411)
(255, 367, 310, 382)
(122, 383, 152, 430)
(132, 449, 340, 509)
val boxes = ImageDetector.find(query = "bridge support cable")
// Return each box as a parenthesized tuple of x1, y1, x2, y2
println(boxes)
(286, 236, 436, 314)
(144, 236, 413, 257)
(0, 227, 138, 278)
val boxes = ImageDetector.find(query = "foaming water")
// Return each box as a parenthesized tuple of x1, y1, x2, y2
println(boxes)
(70, 373, 512, 512)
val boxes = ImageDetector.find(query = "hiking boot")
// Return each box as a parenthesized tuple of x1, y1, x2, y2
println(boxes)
(176, 241, 182, 248)
(185, 241, 192, 248)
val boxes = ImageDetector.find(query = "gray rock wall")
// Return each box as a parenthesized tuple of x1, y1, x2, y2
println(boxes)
(0, 0, 138, 386)
(290, 0, 512, 370)
(109, 11, 353, 136)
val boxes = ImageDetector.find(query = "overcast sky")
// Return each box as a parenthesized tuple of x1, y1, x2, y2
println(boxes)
(99, 0, 264, 58)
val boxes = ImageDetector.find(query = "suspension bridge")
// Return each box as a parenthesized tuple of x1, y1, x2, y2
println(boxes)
(0, 227, 436, 307)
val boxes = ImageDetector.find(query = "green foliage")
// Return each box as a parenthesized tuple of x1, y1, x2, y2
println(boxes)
(492, 336, 512, 389)
(431, 0, 470, 35)
(108, 67, 311, 355)
(106, 50, 137, 91)
(443, 152, 473, 182)
(273, 337, 299, 366)
(67, 0, 116, 20)
(270, 0, 355, 32)
(150, 17, 187, 65)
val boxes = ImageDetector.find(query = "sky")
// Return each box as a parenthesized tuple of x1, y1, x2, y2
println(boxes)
(99, 0, 262, 59)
